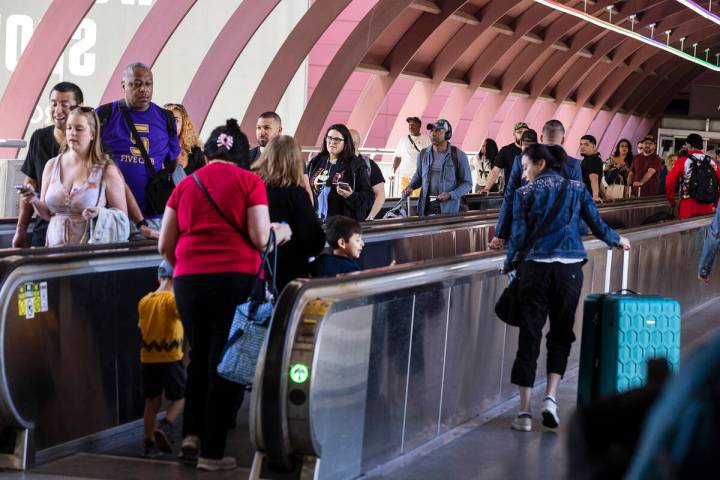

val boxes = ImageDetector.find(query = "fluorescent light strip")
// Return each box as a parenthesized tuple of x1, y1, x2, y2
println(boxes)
(675, 0, 720, 26)
(533, 0, 720, 71)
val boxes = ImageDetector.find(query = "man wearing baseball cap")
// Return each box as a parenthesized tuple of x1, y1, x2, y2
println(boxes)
(392, 116, 431, 196)
(402, 119, 472, 216)
(628, 134, 662, 197)
(482, 121, 528, 194)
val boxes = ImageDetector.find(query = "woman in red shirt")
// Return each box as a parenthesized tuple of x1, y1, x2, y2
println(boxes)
(159, 119, 290, 471)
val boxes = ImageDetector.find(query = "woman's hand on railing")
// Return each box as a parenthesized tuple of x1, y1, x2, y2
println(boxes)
(271, 222, 292, 246)
(617, 237, 631, 250)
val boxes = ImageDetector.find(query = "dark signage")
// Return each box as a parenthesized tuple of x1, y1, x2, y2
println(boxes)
(689, 85, 720, 118)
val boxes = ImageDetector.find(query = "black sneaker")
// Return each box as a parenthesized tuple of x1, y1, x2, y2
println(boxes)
(144, 439, 162, 458)
(153, 419, 175, 453)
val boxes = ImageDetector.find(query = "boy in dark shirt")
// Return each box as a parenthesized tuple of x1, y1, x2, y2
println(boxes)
(311, 216, 363, 276)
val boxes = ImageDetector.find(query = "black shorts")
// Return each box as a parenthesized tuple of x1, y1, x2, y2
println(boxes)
(142, 361, 186, 401)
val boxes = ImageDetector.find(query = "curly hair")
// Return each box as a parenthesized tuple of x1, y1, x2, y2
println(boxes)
(164, 103, 202, 153)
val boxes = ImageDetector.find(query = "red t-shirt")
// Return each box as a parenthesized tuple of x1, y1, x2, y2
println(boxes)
(166, 162, 268, 276)
(630, 153, 662, 197)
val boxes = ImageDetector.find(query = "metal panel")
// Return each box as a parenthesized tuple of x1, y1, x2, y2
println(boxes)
(400, 287, 449, 453)
(440, 274, 506, 432)
(311, 305, 374, 480)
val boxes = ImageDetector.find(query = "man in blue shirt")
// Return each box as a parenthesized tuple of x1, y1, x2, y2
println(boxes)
(403, 119, 472, 216)
(491, 119, 583, 248)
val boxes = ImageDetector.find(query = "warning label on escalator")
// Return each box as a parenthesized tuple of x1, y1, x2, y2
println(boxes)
(18, 282, 48, 319)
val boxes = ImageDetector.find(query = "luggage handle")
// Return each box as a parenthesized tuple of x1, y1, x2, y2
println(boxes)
(604, 248, 631, 293)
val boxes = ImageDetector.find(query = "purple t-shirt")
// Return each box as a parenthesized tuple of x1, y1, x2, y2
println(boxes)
(98, 100, 180, 218)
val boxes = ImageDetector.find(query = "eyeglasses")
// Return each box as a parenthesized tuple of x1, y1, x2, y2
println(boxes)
(326, 136, 345, 144)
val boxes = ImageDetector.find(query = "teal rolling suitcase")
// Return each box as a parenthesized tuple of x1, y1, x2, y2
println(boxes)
(577, 250, 681, 405)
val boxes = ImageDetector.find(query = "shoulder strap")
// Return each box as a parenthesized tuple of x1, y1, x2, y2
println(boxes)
(450, 146, 461, 185)
(97, 102, 113, 129)
(162, 108, 177, 137)
(192, 172, 256, 249)
(516, 179, 569, 262)
(407, 134, 420, 152)
(119, 102, 157, 180)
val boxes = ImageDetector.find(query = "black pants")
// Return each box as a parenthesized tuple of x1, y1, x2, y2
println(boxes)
(511, 261, 583, 388)
(174, 272, 255, 459)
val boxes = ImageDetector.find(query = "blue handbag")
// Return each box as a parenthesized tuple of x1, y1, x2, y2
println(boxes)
(216, 230, 277, 385)
(192, 173, 279, 385)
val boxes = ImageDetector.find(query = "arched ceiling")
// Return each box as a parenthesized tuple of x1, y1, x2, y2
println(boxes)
(1, 0, 718, 158)
(285, 0, 720, 149)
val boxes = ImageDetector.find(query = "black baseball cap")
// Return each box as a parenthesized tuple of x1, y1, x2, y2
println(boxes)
(406, 116, 422, 125)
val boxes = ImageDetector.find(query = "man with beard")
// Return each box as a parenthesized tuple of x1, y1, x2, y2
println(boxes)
(248, 111, 282, 166)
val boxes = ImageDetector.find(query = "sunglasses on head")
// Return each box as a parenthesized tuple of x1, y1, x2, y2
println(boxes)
(70, 106, 95, 113)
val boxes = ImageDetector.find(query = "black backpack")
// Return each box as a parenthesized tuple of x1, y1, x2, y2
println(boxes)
(687, 155, 719, 204)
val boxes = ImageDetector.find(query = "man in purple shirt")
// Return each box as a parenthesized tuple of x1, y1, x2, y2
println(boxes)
(98, 62, 180, 239)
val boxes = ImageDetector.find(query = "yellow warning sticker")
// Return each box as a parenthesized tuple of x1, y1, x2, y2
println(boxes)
(302, 299, 331, 318)
(17, 282, 48, 319)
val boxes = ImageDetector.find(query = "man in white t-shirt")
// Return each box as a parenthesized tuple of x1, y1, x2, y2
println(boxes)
(392, 116, 431, 195)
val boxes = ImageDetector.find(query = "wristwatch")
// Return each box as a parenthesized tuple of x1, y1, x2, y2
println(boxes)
(136, 219, 149, 229)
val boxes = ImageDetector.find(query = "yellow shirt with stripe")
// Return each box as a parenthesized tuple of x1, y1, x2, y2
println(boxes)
(138, 290, 183, 363)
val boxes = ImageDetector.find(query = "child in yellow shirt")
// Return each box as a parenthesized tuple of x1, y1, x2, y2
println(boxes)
(139, 260, 185, 457)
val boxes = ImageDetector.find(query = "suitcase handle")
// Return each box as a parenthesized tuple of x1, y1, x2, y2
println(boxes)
(604, 248, 631, 292)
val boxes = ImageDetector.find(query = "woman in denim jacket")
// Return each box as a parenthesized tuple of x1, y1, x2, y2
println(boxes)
(503, 143, 630, 433)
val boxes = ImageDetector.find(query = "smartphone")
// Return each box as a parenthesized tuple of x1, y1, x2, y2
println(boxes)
(336, 182, 350, 190)
(15, 185, 35, 196)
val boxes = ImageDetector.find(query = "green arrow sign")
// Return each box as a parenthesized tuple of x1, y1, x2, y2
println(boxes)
(290, 363, 310, 384)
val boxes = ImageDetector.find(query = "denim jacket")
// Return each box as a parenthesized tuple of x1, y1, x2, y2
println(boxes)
(698, 206, 720, 278)
(496, 152, 583, 240)
(504, 171, 620, 272)
(408, 144, 472, 216)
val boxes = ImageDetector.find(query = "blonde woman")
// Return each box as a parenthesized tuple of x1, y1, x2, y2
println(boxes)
(22, 107, 128, 246)
(164, 103, 205, 174)
(252, 135, 325, 290)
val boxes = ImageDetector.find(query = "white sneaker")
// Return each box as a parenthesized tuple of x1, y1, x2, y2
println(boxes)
(179, 435, 200, 463)
(511, 413, 532, 432)
(541, 396, 559, 429)
(197, 456, 237, 471)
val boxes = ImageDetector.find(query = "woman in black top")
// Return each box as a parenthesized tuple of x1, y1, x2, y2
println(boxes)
(165, 103, 205, 174)
(252, 135, 326, 291)
(307, 123, 374, 222)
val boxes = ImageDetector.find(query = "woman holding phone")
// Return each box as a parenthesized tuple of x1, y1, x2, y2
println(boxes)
(21, 107, 128, 247)
(307, 123, 374, 223)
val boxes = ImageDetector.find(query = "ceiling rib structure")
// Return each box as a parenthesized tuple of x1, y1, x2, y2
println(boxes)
(0, 0, 718, 159)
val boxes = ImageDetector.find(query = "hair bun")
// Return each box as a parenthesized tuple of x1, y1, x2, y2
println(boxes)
(225, 118, 240, 134)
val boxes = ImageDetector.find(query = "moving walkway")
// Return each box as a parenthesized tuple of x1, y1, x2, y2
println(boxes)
(0, 196, 677, 474)
(250, 216, 718, 479)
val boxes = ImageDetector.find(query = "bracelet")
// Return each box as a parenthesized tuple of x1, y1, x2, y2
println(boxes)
(135, 219, 149, 229)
